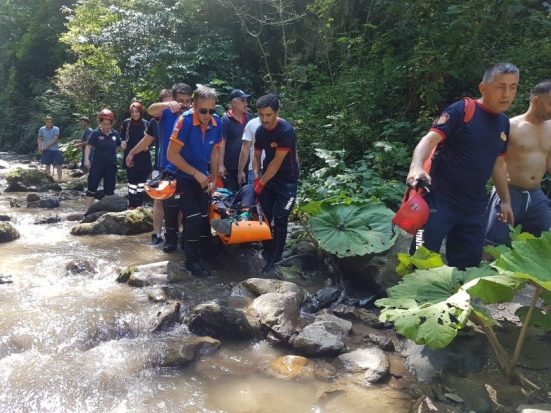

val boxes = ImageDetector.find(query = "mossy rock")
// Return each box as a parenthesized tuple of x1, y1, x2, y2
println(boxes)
(0, 222, 20, 243)
(71, 207, 153, 236)
(5, 168, 61, 192)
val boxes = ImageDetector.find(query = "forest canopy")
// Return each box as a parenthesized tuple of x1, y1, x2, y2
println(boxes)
(0, 0, 549, 201)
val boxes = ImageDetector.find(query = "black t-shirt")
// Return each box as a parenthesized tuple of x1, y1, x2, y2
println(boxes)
(121, 118, 151, 171)
(221, 112, 253, 170)
(88, 129, 121, 165)
(254, 118, 299, 185)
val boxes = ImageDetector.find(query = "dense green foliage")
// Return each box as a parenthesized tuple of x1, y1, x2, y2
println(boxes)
(0, 0, 549, 199)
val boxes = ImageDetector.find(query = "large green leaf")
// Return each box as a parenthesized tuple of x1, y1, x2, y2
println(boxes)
(493, 231, 551, 291)
(396, 246, 445, 276)
(515, 306, 551, 331)
(375, 265, 517, 349)
(309, 199, 397, 257)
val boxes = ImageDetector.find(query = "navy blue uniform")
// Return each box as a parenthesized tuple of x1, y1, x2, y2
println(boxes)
(86, 128, 121, 198)
(418, 100, 510, 268)
(121, 118, 151, 208)
(221, 111, 253, 191)
(254, 119, 299, 264)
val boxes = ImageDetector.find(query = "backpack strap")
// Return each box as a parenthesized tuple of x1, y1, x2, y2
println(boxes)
(423, 97, 477, 173)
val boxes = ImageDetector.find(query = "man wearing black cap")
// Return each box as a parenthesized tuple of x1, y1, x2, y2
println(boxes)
(219, 89, 253, 191)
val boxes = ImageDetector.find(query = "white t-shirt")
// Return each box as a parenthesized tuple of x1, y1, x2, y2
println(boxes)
(242, 117, 263, 171)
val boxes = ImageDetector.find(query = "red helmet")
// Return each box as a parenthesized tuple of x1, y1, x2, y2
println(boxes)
(392, 189, 429, 235)
(98, 109, 114, 122)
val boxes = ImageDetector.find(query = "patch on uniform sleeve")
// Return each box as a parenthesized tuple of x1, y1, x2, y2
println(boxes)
(435, 113, 450, 125)
(270, 141, 278, 148)
(500, 132, 507, 141)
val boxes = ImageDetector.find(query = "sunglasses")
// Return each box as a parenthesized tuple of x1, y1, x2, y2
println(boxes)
(197, 108, 216, 115)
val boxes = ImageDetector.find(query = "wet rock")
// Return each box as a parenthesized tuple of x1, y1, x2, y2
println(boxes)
(81, 211, 105, 223)
(85, 194, 127, 215)
(0, 222, 20, 243)
(251, 291, 302, 343)
(302, 286, 341, 313)
(9, 199, 21, 208)
(147, 287, 168, 303)
(269, 355, 310, 379)
(26, 193, 40, 203)
(65, 259, 96, 275)
(332, 304, 385, 328)
(188, 301, 261, 340)
(414, 396, 458, 413)
(293, 314, 352, 356)
(161, 336, 221, 368)
(0, 274, 13, 284)
(27, 198, 61, 209)
(444, 376, 493, 413)
(5, 168, 61, 192)
(364, 333, 395, 351)
(151, 302, 181, 333)
(338, 347, 390, 383)
(70, 207, 153, 236)
(65, 212, 84, 222)
(0, 159, 8, 169)
(232, 277, 303, 298)
(126, 261, 184, 287)
(0, 215, 11, 221)
(66, 175, 87, 191)
(517, 404, 551, 413)
(34, 215, 62, 225)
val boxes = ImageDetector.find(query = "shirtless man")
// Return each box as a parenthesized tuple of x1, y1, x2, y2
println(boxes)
(486, 80, 551, 244)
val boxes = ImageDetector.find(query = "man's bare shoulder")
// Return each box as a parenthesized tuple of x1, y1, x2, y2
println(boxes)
(510, 113, 528, 127)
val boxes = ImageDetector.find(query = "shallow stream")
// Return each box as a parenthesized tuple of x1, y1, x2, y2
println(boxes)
(0, 153, 415, 413)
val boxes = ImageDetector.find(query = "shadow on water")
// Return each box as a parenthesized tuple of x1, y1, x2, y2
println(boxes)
(0, 154, 414, 412)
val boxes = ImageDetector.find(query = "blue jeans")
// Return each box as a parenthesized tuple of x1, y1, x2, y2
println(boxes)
(415, 193, 486, 269)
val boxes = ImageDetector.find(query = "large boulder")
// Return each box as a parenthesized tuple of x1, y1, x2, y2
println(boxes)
(188, 301, 261, 340)
(337, 232, 412, 294)
(125, 261, 186, 286)
(251, 291, 303, 343)
(161, 336, 221, 368)
(85, 195, 127, 215)
(232, 278, 303, 298)
(338, 347, 390, 383)
(70, 207, 152, 235)
(293, 314, 352, 356)
(0, 222, 20, 243)
(5, 168, 61, 192)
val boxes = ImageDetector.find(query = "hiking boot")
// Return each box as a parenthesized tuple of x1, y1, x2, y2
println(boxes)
(163, 241, 177, 253)
(185, 260, 211, 277)
(151, 233, 163, 245)
(210, 218, 232, 236)
(163, 230, 178, 253)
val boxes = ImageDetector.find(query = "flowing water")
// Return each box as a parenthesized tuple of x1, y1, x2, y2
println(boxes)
(0, 153, 415, 413)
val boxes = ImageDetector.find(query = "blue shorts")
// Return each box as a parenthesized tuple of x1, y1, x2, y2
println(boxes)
(485, 185, 551, 245)
(41, 150, 64, 166)
(415, 193, 486, 269)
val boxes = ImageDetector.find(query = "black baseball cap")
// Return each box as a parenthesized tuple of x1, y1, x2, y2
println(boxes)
(230, 89, 251, 100)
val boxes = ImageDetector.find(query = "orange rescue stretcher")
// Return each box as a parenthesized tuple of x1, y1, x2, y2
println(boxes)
(208, 186, 272, 245)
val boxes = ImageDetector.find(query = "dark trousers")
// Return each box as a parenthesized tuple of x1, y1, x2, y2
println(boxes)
(260, 181, 298, 262)
(224, 169, 241, 192)
(164, 179, 210, 262)
(126, 168, 150, 208)
(413, 193, 486, 269)
(86, 162, 117, 197)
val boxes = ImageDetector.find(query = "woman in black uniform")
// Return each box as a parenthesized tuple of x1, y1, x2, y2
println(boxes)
(121, 102, 151, 209)
(84, 109, 122, 212)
